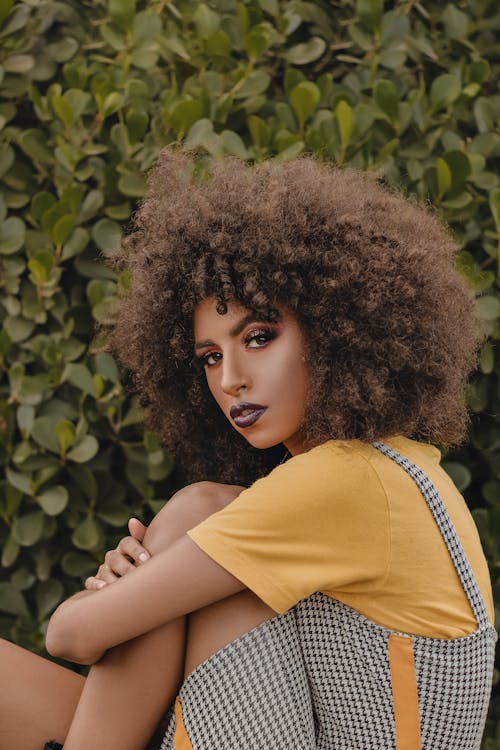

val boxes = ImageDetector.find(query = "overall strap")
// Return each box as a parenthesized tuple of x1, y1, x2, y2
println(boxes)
(372, 441, 490, 630)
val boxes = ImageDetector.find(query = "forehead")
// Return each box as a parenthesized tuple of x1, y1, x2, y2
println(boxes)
(194, 299, 248, 334)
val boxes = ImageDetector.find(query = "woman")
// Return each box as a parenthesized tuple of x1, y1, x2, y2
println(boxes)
(0, 152, 495, 749)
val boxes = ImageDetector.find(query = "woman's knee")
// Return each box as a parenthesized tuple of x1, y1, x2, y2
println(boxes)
(144, 482, 244, 554)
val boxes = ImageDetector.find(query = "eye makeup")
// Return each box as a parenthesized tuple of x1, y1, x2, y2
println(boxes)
(195, 324, 281, 368)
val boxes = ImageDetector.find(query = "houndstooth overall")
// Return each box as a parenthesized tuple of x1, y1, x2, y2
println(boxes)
(160, 442, 497, 749)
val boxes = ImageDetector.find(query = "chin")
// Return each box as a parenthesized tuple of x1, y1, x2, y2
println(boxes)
(241, 431, 283, 450)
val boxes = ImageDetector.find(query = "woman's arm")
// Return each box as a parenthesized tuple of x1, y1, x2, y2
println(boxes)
(46, 534, 245, 664)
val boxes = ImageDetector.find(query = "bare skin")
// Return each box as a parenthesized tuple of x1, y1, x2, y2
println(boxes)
(0, 482, 277, 750)
(0, 300, 307, 749)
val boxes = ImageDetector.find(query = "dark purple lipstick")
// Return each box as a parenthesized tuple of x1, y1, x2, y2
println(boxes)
(230, 402, 268, 428)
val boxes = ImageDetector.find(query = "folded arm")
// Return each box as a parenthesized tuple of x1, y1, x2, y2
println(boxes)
(46, 534, 245, 665)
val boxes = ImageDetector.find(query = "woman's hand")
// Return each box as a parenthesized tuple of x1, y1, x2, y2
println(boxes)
(84, 518, 150, 591)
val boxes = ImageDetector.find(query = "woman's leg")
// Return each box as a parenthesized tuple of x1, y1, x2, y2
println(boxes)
(183, 589, 277, 680)
(0, 482, 250, 750)
(0, 638, 84, 749)
(63, 482, 245, 750)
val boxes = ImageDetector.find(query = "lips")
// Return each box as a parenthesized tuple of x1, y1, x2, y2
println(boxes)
(230, 402, 268, 428)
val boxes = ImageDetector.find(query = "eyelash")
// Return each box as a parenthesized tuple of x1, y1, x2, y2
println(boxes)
(197, 327, 278, 369)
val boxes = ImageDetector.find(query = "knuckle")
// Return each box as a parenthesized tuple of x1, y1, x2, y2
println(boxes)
(118, 536, 132, 552)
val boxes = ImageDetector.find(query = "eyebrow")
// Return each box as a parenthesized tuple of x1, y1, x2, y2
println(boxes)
(194, 313, 264, 351)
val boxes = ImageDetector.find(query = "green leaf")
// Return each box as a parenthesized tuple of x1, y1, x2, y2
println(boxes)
(357, 0, 383, 31)
(0, 216, 25, 254)
(72, 515, 101, 550)
(169, 99, 203, 138)
(247, 115, 271, 148)
(194, 3, 220, 38)
(62, 363, 95, 396)
(234, 71, 270, 99)
(436, 157, 452, 198)
(442, 461, 471, 492)
(442, 4, 468, 40)
(6, 467, 32, 495)
(0, 583, 29, 616)
(132, 9, 162, 45)
(61, 551, 96, 577)
(273, 140, 304, 163)
(18, 129, 54, 164)
(52, 215, 74, 246)
(479, 342, 494, 375)
(3, 54, 34, 73)
(244, 29, 269, 59)
(476, 296, 500, 321)
(31, 191, 56, 222)
(3, 316, 34, 343)
(206, 29, 231, 57)
(109, 0, 136, 31)
(97, 501, 131, 526)
(47, 38, 78, 62)
(110, 122, 129, 157)
(282, 37, 326, 65)
(67, 435, 99, 463)
(126, 109, 149, 143)
(65, 89, 91, 120)
(430, 74, 461, 111)
(290, 82, 320, 130)
(37, 486, 69, 516)
(80, 190, 104, 222)
(335, 100, 353, 149)
(1, 534, 20, 567)
(17, 404, 34, 436)
(92, 218, 122, 256)
(0, 0, 13, 25)
(489, 188, 500, 230)
(118, 172, 148, 198)
(12, 511, 45, 546)
(36, 579, 64, 620)
(221, 130, 248, 158)
(51, 94, 74, 127)
(0, 143, 14, 179)
(374, 79, 399, 123)
(468, 60, 490, 85)
(62, 227, 90, 260)
(95, 352, 119, 382)
(102, 92, 124, 118)
(56, 420, 76, 455)
(31, 416, 60, 453)
(69, 464, 98, 501)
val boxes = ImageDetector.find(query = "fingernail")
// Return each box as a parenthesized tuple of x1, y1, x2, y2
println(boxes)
(96, 581, 106, 589)
(139, 552, 150, 562)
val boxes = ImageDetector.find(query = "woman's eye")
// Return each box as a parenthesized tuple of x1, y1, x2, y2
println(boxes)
(246, 329, 276, 348)
(202, 352, 221, 367)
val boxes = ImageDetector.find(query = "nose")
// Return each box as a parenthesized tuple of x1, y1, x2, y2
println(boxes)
(220, 353, 250, 396)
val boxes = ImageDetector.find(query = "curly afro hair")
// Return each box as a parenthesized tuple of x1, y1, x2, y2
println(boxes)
(110, 149, 480, 486)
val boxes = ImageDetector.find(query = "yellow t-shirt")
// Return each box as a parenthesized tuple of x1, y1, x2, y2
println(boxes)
(187, 436, 494, 638)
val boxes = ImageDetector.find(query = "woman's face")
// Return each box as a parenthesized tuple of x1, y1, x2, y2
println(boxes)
(193, 299, 309, 456)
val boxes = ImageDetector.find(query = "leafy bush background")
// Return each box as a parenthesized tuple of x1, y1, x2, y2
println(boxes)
(0, 0, 499, 742)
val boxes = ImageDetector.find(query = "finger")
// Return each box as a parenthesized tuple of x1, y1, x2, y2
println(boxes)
(128, 517, 147, 542)
(97, 562, 121, 583)
(118, 535, 150, 565)
(85, 576, 107, 591)
(104, 549, 136, 577)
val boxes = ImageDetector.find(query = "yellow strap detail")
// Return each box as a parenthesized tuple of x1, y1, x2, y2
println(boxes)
(173, 696, 193, 750)
(388, 633, 422, 750)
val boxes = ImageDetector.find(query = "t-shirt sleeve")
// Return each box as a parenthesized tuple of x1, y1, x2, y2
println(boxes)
(187, 443, 390, 614)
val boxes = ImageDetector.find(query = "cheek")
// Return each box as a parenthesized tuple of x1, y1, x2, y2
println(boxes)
(205, 372, 225, 409)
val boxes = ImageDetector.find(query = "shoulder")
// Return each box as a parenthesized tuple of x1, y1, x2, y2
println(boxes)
(249, 439, 385, 504)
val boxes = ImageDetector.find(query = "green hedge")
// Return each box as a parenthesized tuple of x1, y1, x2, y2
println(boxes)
(0, 0, 499, 741)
